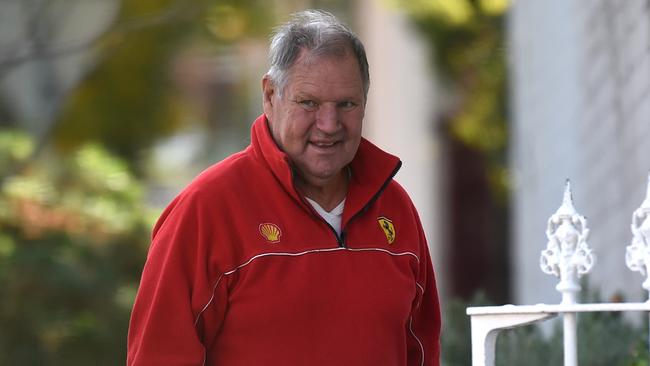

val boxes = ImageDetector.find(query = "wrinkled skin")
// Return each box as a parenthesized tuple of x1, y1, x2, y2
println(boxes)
(262, 49, 365, 210)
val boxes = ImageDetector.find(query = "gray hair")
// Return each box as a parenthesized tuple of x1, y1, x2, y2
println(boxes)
(266, 10, 370, 98)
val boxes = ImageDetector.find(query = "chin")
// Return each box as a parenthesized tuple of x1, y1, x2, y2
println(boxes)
(305, 167, 342, 181)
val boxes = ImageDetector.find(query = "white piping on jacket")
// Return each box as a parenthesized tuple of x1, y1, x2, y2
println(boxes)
(409, 316, 426, 366)
(196, 246, 425, 365)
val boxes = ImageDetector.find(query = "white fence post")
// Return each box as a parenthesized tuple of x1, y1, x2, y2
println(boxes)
(467, 176, 650, 366)
(540, 181, 594, 366)
(468, 310, 555, 366)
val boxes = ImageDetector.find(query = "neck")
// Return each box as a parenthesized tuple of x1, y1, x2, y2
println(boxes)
(295, 168, 349, 211)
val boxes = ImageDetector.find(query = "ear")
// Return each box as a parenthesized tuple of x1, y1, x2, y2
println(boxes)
(262, 76, 276, 120)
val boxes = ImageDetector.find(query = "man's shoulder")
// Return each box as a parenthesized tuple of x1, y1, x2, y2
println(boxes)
(382, 179, 413, 203)
(376, 179, 422, 220)
(177, 147, 266, 202)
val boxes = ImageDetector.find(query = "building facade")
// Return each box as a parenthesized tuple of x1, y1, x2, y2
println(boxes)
(509, 0, 650, 304)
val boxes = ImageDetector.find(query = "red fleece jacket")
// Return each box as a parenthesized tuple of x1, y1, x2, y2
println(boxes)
(127, 115, 441, 365)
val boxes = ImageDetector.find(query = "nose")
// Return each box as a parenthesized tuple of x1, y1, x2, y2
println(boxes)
(315, 103, 340, 134)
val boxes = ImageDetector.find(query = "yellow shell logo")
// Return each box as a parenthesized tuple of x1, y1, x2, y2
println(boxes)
(377, 217, 396, 244)
(259, 223, 282, 243)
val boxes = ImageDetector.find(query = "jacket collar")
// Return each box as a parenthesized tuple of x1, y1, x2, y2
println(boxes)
(251, 114, 401, 226)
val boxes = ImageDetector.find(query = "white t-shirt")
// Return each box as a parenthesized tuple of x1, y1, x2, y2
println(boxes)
(305, 197, 345, 237)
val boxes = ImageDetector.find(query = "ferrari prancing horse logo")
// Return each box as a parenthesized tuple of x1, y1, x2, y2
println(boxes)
(377, 217, 396, 244)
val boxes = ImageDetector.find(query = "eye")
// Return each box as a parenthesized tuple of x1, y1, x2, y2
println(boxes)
(294, 99, 318, 111)
(338, 101, 357, 110)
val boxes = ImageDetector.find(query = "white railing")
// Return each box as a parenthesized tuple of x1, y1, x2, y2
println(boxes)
(467, 174, 650, 366)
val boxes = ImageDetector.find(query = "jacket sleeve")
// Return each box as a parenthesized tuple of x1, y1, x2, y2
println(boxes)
(127, 192, 223, 366)
(407, 206, 441, 366)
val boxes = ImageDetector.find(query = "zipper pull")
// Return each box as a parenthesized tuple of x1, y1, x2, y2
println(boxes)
(338, 231, 346, 248)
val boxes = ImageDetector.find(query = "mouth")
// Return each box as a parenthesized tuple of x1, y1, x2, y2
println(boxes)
(308, 141, 342, 154)
(311, 141, 337, 147)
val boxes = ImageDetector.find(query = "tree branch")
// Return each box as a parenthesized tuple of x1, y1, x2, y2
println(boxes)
(0, 0, 198, 78)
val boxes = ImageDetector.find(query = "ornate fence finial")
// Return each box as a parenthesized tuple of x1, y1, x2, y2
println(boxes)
(625, 172, 650, 296)
(540, 180, 595, 304)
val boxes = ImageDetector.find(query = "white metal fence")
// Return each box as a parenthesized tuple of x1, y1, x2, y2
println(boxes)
(467, 175, 650, 366)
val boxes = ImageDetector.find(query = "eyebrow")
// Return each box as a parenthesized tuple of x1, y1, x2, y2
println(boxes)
(291, 91, 363, 103)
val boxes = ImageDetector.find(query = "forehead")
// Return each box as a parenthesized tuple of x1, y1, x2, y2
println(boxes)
(285, 50, 364, 98)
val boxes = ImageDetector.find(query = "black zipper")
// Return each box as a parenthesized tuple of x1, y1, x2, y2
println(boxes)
(337, 161, 402, 248)
(299, 195, 346, 247)
(290, 167, 347, 247)
(292, 160, 402, 249)
(327, 220, 345, 247)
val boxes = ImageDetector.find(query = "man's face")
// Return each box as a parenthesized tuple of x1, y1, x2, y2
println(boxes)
(262, 50, 365, 189)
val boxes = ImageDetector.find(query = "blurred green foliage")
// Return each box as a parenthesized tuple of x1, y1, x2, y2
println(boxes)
(440, 293, 489, 365)
(0, 130, 153, 365)
(56, 0, 209, 164)
(395, 0, 510, 201)
(55, 0, 277, 166)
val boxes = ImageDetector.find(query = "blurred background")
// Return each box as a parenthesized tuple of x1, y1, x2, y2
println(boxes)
(0, 0, 649, 364)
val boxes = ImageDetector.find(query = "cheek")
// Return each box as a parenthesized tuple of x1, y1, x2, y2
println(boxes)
(282, 115, 312, 151)
(345, 115, 364, 139)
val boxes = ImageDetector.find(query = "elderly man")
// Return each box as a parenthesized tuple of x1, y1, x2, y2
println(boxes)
(128, 10, 440, 366)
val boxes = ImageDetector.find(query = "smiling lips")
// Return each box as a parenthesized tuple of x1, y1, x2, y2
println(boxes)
(310, 140, 340, 150)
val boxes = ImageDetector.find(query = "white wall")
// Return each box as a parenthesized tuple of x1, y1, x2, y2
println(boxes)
(509, 0, 650, 305)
